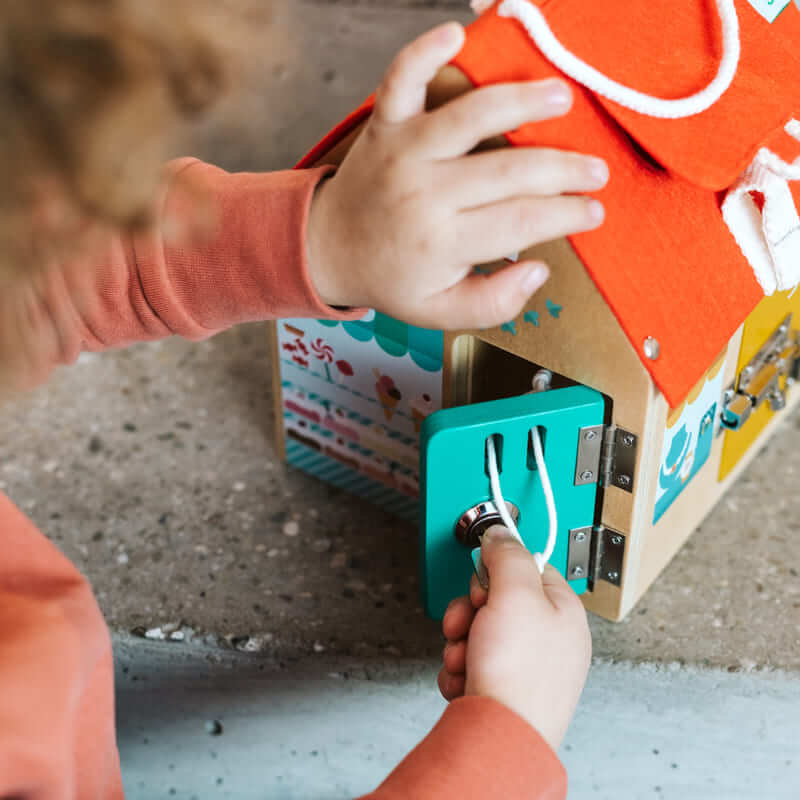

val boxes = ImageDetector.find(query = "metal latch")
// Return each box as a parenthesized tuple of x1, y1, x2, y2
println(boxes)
(568, 526, 625, 588)
(720, 314, 799, 431)
(575, 425, 637, 493)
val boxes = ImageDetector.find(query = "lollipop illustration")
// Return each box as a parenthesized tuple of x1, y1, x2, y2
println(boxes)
(373, 368, 402, 420)
(311, 338, 335, 381)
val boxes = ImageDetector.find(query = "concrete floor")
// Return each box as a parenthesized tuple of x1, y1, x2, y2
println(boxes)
(2, 1, 800, 797)
(115, 637, 800, 800)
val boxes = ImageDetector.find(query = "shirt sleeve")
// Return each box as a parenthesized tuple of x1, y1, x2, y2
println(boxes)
(0, 492, 123, 799)
(20, 158, 365, 378)
(358, 696, 568, 800)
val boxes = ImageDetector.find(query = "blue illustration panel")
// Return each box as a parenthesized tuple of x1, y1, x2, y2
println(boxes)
(653, 357, 726, 524)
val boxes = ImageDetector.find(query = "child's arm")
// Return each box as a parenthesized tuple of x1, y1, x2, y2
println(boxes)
(359, 527, 591, 800)
(3, 23, 607, 393)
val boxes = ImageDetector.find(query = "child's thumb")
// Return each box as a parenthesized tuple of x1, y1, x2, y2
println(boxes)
(480, 525, 544, 598)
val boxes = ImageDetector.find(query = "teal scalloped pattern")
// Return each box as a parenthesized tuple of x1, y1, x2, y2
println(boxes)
(318, 313, 443, 372)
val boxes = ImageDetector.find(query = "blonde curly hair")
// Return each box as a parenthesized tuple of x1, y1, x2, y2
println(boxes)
(0, 0, 227, 271)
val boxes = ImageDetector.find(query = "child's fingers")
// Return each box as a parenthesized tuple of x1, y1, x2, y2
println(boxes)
(444, 147, 609, 210)
(443, 639, 468, 675)
(541, 563, 590, 616)
(479, 526, 546, 604)
(442, 595, 476, 640)
(373, 23, 465, 126)
(470, 572, 489, 608)
(438, 667, 466, 701)
(420, 260, 549, 331)
(456, 195, 605, 265)
(416, 79, 572, 159)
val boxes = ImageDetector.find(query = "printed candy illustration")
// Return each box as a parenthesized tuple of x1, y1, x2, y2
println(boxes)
(278, 312, 443, 515)
(311, 337, 335, 381)
(374, 369, 402, 420)
(410, 393, 435, 433)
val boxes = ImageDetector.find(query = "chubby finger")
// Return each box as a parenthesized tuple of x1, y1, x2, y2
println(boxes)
(541, 563, 588, 614)
(416, 79, 572, 159)
(456, 194, 604, 265)
(438, 666, 466, 701)
(479, 525, 545, 602)
(443, 639, 468, 675)
(420, 259, 549, 331)
(442, 595, 476, 640)
(445, 147, 609, 209)
(374, 23, 466, 125)
(470, 572, 489, 608)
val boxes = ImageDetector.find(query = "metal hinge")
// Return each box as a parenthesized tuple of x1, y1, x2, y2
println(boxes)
(575, 425, 637, 493)
(567, 525, 625, 588)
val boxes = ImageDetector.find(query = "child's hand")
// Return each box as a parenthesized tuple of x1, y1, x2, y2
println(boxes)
(307, 22, 608, 330)
(438, 526, 592, 752)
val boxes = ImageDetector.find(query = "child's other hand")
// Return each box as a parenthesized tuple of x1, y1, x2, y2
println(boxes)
(307, 22, 607, 330)
(438, 526, 592, 752)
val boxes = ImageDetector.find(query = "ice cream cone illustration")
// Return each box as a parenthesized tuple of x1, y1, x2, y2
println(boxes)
(374, 368, 401, 421)
(410, 392, 435, 433)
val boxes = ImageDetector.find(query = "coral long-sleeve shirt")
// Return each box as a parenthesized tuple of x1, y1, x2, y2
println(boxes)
(0, 159, 567, 800)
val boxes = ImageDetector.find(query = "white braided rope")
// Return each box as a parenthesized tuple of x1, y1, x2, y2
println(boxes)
(485, 432, 554, 574)
(496, 0, 740, 119)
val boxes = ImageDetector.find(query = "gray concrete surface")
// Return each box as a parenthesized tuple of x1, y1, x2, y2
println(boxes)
(2, 1, 800, 797)
(115, 637, 800, 800)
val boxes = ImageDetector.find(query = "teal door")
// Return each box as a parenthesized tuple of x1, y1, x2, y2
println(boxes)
(420, 386, 605, 619)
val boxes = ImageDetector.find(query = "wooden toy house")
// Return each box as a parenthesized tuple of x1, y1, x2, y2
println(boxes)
(271, 1, 800, 621)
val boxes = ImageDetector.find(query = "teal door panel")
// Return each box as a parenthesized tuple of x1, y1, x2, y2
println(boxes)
(419, 386, 605, 619)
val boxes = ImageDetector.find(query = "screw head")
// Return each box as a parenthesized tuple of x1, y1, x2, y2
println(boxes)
(621, 433, 635, 447)
(607, 570, 620, 582)
(643, 336, 660, 360)
(580, 470, 594, 481)
(584, 430, 598, 441)
(617, 474, 632, 487)
(574, 531, 587, 543)
(571, 566, 585, 578)
(611, 535, 623, 546)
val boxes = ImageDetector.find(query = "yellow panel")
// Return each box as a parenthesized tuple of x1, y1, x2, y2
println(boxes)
(719, 290, 800, 481)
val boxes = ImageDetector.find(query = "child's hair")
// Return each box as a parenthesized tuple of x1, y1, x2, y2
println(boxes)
(0, 0, 227, 275)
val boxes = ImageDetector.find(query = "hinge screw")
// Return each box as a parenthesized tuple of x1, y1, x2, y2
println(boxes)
(611, 535, 623, 546)
(584, 430, 598, 441)
(607, 570, 620, 582)
(617, 474, 632, 488)
(580, 470, 594, 481)
(572, 566, 585, 578)
(574, 531, 587, 543)
(621, 433, 635, 447)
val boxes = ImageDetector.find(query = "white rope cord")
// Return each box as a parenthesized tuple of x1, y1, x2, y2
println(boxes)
(496, 0, 741, 120)
(754, 120, 800, 180)
(722, 119, 800, 295)
(485, 431, 556, 574)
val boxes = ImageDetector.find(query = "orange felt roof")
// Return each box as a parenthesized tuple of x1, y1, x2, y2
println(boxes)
(297, 1, 800, 408)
